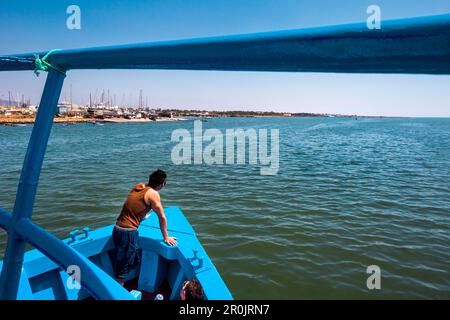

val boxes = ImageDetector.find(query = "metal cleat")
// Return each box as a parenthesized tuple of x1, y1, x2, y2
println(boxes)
(82, 227, 90, 239)
(189, 249, 204, 270)
(69, 229, 79, 243)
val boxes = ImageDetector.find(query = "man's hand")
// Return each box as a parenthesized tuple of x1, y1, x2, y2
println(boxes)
(164, 236, 177, 246)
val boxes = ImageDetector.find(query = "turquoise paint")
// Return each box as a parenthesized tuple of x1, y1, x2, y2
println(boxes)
(0, 14, 449, 74)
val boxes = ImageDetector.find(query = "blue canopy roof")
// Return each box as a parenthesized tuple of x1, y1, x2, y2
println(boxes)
(0, 13, 449, 74)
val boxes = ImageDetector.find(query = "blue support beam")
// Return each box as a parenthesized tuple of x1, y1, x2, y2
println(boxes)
(0, 14, 449, 75)
(0, 208, 12, 230)
(0, 70, 65, 300)
(13, 218, 134, 300)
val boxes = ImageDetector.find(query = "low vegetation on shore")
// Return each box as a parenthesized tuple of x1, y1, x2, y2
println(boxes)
(0, 104, 372, 126)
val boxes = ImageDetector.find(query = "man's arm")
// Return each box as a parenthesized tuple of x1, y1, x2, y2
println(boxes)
(146, 190, 177, 246)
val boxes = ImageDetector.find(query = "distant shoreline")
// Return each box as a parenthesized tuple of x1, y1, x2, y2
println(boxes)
(0, 114, 424, 125)
(0, 116, 183, 125)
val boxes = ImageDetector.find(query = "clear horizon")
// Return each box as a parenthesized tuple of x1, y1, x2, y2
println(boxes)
(1, 0, 450, 117)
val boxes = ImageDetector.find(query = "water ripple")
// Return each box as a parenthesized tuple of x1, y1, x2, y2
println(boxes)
(1, 118, 449, 299)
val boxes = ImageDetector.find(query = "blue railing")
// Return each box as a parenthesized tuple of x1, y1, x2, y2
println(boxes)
(0, 71, 134, 300)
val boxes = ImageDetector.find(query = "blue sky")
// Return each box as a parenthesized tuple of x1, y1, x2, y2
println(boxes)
(1, 0, 449, 116)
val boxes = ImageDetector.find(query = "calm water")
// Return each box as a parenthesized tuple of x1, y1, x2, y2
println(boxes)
(0, 117, 449, 299)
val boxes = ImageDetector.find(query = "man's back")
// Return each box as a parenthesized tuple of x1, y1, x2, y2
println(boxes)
(116, 183, 152, 230)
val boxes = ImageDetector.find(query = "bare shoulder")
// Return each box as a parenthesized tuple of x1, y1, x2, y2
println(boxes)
(145, 187, 160, 204)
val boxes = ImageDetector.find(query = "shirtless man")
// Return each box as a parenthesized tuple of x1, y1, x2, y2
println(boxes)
(112, 169, 177, 285)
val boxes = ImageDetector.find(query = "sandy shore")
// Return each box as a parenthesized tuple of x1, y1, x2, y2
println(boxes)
(0, 116, 184, 125)
(103, 117, 184, 123)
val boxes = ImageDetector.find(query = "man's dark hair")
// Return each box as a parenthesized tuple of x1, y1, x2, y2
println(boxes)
(185, 279, 204, 301)
(148, 169, 167, 188)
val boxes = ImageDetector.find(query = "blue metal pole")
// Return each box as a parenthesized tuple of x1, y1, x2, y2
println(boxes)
(0, 208, 12, 231)
(0, 70, 65, 300)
